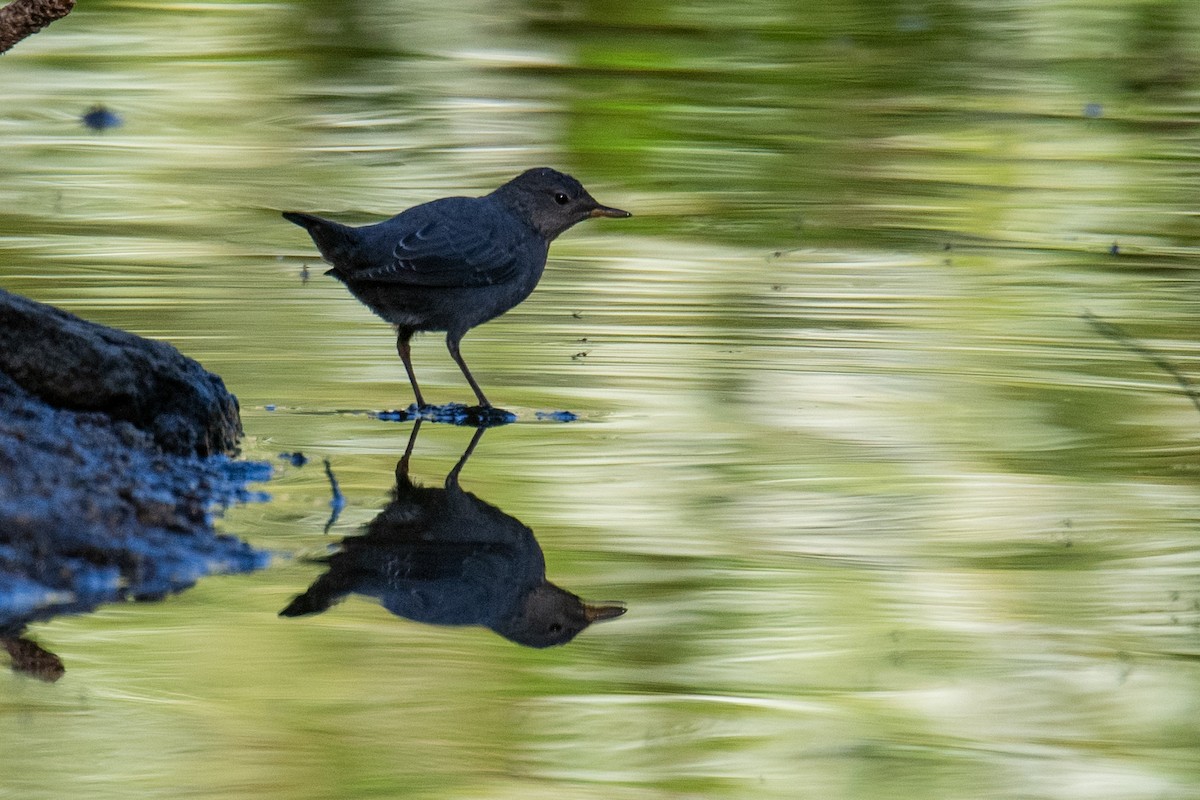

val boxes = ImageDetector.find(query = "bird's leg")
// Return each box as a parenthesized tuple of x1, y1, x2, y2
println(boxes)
(396, 419, 422, 484)
(446, 333, 491, 408)
(446, 425, 486, 489)
(396, 329, 426, 408)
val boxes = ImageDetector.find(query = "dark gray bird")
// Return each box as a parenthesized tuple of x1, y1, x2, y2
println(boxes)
(279, 421, 626, 647)
(283, 168, 630, 409)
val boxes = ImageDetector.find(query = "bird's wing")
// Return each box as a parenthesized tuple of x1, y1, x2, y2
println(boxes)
(348, 200, 530, 288)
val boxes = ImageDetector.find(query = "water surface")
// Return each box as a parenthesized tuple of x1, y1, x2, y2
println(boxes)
(3, 2, 1200, 798)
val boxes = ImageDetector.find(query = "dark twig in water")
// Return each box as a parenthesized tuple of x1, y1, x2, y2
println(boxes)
(0, 0, 75, 53)
(1083, 310, 1200, 416)
(323, 458, 345, 533)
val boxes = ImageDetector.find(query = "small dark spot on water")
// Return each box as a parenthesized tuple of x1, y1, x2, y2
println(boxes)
(1110, 242, 1120, 256)
(301, 265, 310, 283)
(767, 247, 801, 261)
(265, 404, 277, 411)
(771, 284, 783, 291)
(535, 410, 577, 423)
(572, 351, 589, 360)
(81, 105, 122, 131)
(1084, 102, 1104, 119)
(1050, 518, 1074, 548)
(279, 451, 308, 467)
(571, 311, 583, 319)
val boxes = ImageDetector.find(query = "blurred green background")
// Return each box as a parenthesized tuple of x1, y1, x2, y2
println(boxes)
(2, 1, 1200, 798)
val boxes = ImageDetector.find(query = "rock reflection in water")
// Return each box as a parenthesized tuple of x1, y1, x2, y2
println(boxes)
(280, 421, 625, 647)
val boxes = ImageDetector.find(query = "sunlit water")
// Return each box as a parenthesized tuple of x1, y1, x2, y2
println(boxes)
(3, 2, 1200, 798)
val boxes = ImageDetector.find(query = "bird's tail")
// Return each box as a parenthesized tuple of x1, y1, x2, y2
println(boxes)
(278, 587, 335, 617)
(282, 211, 361, 270)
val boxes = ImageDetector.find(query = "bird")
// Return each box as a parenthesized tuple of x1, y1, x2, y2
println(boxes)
(283, 168, 630, 409)
(279, 421, 626, 647)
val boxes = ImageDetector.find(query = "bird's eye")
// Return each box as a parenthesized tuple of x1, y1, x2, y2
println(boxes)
(553, 192, 570, 205)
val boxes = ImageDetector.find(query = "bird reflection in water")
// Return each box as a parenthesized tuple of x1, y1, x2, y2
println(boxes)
(280, 421, 626, 647)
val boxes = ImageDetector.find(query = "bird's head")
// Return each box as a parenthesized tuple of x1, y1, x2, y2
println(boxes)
(494, 167, 630, 240)
(495, 582, 626, 647)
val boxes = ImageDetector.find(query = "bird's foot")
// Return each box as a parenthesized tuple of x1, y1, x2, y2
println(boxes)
(376, 402, 515, 427)
(457, 404, 517, 428)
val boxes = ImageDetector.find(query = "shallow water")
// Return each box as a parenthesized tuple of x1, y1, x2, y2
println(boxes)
(4, 1, 1200, 798)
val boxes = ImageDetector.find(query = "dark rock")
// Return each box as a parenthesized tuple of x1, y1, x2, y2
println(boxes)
(0, 289, 241, 457)
(0, 367, 270, 623)
(0, 291, 270, 677)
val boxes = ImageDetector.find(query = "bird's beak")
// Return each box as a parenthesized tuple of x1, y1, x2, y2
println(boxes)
(589, 204, 632, 219)
(583, 602, 627, 623)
